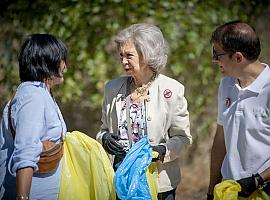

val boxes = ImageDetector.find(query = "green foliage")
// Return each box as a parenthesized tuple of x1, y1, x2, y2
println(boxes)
(0, 0, 267, 143)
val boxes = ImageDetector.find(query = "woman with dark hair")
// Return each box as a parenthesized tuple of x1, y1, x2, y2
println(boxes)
(0, 34, 68, 200)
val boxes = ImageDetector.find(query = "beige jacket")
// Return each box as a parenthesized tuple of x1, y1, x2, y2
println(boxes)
(96, 74, 192, 192)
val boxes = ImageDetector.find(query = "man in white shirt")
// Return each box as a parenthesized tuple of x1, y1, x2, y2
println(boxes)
(207, 20, 270, 199)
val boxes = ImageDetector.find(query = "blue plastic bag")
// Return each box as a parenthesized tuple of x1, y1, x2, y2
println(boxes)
(114, 137, 153, 200)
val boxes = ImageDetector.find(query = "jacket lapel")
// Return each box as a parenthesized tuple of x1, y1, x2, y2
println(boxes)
(111, 77, 129, 133)
(146, 75, 160, 138)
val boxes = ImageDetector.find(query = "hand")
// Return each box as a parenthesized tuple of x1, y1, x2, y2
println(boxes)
(207, 193, 214, 200)
(237, 176, 256, 197)
(113, 153, 126, 171)
(102, 133, 125, 155)
(152, 145, 166, 162)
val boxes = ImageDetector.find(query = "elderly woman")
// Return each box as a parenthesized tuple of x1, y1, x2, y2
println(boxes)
(0, 34, 67, 200)
(97, 23, 192, 200)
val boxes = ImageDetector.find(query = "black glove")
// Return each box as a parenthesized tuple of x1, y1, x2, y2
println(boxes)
(237, 176, 257, 197)
(152, 145, 166, 162)
(113, 153, 126, 171)
(102, 133, 126, 155)
(207, 193, 214, 200)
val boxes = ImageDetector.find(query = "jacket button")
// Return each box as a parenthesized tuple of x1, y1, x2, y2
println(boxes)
(146, 96, 150, 102)
(147, 116, 152, 121)
(149, 138, 154, 142)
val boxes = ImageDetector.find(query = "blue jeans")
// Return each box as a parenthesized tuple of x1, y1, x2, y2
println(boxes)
(157, 188, 176, 200)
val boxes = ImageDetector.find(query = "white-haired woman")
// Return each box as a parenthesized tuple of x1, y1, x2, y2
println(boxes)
(97, 23, 192, 200)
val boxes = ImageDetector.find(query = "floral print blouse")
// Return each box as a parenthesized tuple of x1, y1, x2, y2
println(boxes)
(118, 95, 147, 151)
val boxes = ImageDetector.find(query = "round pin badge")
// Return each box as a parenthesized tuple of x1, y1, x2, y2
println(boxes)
(163, 89, 172, 98)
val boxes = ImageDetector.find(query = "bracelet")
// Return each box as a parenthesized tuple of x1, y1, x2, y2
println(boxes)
(16, 195, 29, 200)
(253, 173, 265, 188)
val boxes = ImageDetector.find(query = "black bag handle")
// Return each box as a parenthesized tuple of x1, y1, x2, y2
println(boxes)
(8, 94, 16, 140)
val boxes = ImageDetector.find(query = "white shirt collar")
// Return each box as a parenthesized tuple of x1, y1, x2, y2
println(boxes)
(235, 63, 270, 93)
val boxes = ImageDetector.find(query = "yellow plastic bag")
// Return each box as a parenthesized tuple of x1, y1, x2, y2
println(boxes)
(214, 180, 270, 200)
(58, 131, 116, 200)
(146, 162, 159, 200)
(214, 180, 241, 200)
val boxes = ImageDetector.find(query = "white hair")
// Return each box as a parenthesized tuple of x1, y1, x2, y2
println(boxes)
(115, 23, 168, 73)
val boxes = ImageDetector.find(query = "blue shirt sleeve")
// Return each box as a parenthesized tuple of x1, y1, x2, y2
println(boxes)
(9, 88, 44, 175)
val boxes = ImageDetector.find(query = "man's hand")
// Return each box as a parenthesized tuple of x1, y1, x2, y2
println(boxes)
(237, 176, 257, 197)
(102, 133, 125, 155)
(152, 145, 166, 162)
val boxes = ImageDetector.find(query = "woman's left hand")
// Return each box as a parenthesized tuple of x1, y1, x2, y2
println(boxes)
(102, 133, 126, 155)
(152, 145, 166, 162)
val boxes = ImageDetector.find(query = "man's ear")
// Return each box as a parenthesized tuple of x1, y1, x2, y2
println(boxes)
(235, 52, 244, 63)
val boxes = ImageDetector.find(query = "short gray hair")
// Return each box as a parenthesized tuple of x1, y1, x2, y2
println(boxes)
(115, 23, 168, 73)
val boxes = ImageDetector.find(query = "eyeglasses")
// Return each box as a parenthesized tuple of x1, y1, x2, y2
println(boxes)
(212, 50, 228, 61)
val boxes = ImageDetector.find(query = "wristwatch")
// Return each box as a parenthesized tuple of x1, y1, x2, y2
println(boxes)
(253, 173, 265, 188)
(16, 195, 29, 200)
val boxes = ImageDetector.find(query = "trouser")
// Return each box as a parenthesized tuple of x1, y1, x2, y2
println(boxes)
(157, 188, 176, 200)
(263, 182, 270, 196)
(116, 188, 176, 200)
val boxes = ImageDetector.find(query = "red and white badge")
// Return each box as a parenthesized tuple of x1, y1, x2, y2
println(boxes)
(163, 89, 172, 98)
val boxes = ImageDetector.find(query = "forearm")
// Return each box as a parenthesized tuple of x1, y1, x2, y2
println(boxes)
(16, 167, 34, 199)
(260, 167, 270, 183)
(208, 147, 225, 193)
(208, 125, 226, 194)
(162, 135, 189, 163)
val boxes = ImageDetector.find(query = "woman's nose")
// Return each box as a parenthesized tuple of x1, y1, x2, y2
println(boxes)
(121, 57, 128, 65)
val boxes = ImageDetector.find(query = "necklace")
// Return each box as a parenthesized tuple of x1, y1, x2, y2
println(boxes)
(134, 81, 152, 95)
(130, 73, 156, 102)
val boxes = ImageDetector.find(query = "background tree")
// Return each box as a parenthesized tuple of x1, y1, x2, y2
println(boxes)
(1, 0, 269, 199)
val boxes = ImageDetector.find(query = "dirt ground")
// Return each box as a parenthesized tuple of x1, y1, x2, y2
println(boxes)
(175, 138, 212, 200)
(176, 158, 209, 200)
